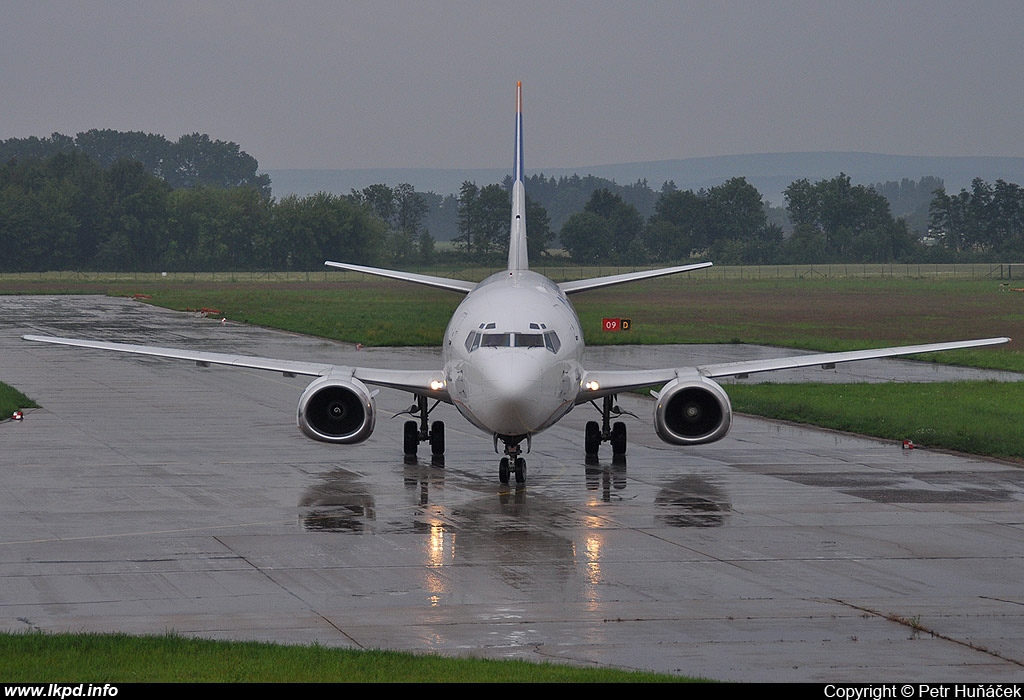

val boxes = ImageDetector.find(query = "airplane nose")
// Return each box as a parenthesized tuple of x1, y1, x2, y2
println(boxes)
(484, 364, 542, 433)
(459, 352, 561, 436)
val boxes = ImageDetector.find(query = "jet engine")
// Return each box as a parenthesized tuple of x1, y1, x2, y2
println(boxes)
(653, 374, 732, 446)
(296, 374, 376, 444)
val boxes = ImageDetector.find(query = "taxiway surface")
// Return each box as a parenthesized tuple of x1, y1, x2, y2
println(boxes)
(2, 295, 1023, 682)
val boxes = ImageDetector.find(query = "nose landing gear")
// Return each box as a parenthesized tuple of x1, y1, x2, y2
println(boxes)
(496, 437, 527, 485)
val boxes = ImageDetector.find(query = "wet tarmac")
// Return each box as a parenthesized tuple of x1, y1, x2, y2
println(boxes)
(2, 295, 1023, 682)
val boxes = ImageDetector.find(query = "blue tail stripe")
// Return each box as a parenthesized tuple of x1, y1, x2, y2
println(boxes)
(508, 82, 528, 272)
(514, 83, 524, 183)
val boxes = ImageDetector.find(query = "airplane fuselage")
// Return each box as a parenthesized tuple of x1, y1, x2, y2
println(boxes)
(443, 269, 585, 442)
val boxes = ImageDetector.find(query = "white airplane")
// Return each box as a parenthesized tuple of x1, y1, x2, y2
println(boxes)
(24, 82, 1010, 485)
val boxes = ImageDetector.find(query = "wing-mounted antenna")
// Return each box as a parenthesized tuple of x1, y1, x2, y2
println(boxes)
(507, 81, 529, 273)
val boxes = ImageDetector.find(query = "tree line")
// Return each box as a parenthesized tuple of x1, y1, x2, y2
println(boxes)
(2, 131, 1023, 272)
(559, 174, 1024, 265)
(1, 130, 271, 195)
(928, 178, 1024, 257)
(0, 150, 384, 271)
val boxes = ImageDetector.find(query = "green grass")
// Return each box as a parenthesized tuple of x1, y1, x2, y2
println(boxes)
(0, 382, 36, 418)
(572, 276, 1022, 351)
(136, 277, 1024, 371)
(727, 380, 1024, 460)
(4, 273, 1020, 360)
(144, 285, 461, 346)
(0, 631, 699, 683)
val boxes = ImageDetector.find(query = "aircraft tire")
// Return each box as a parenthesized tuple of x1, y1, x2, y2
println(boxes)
(403, 420, 418, 456)
(611, 421, 627, 456)
(430, 421, 445, 455)
(585, 421, 601, 456)
(514, 457, 526, 483)
(499, 457, 510, 485)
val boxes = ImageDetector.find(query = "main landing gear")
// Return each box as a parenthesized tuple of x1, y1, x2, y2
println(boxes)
(401, 395, 445, 462)
(496, 437, 527, 485)
(585, 394, 633, 458)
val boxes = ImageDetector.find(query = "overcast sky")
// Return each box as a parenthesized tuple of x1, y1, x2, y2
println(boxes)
(3, 1, 1023, 171)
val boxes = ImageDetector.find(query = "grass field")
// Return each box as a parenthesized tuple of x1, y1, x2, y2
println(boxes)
(1, 270, 1021, 357)
(0, 382, 35, 418)
(0, 632, 695, 683)
(727, 380, 1024, 460)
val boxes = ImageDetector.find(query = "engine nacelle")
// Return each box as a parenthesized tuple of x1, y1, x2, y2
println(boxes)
(653, 374, 732, 446)
(296, 374, 376, 444)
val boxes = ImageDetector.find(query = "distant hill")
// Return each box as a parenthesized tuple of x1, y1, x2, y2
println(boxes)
(266, 152, 1024, 206)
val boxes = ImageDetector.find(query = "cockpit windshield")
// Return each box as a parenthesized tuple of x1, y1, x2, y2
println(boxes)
(515, 333, 544, 348)
(465, 329, 561, 353)
(480, 333, 511, 348)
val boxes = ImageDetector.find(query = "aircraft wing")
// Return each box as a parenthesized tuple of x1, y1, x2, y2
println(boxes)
(576, 368, 680, 401)
(325, 261, 477, 294)
(696, 337, 1011, 379)
(576, 336, 1011, 403)
(558, 262, 713, 294)
(22, 334, 451, 401)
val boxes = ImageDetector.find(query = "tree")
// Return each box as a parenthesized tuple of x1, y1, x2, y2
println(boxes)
(390, 183, 429, 263)
(417, 230, 436, 264)
(254, 192, 387, 271)
(991, 179, 1024, 254)
(454, 181, 480, 257)
(701, 178, 782, 264)
(784, 173, 916, 262)
(165, 133, 269, 195)
(704, 178, 767, 245)
(1, 130, 270, 196)
(476, 184, 510, 257)
(454, 182, 508, 261)
(75, 129, 171, 175)
(164, 187, 230, 271)
(352, 184, 396, 225)
(393, 183, 428, 237)
(94, 159, 171, 270)
(352, 183, 431, 264)
(929, 178, 1024, 256)
(268, 194, 323, 270)
(929, 188, 970, 252)
(781, 224, 827, 263)
(559, 211, 612, 262)
(584, 188, 643, 257)
(643, 219, 685, 263)
(525, 196, 553, 261)
(647, 188, 705, 259)
(646, 179, 775, 263)
(423, 191, 459, 242)
(0, 133, 75, 162)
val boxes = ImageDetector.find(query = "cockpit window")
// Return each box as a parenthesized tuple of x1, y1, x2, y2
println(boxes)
(465, 329, 561, 353)
(515, 333, 544, 348)
(481, 333, 511, 348)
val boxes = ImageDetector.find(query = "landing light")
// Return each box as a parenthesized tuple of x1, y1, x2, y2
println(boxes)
(430, 379, 446, 391)
(585, 380, 600, 391)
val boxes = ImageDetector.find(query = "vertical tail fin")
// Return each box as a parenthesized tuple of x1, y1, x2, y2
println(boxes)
(507, 81, 529, 272)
